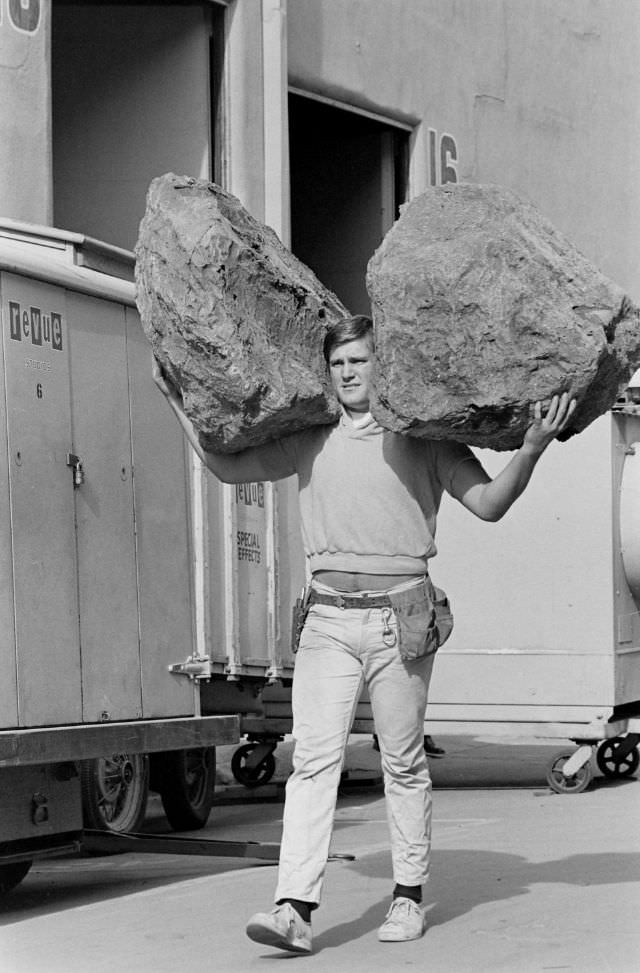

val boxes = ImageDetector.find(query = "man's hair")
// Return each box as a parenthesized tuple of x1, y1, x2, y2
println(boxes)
(323, 315, 373, 364)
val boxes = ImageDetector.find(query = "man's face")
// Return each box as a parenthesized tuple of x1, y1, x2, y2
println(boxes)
(328, 336, 374, 414)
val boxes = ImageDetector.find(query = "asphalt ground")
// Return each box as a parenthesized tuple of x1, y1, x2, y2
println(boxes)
(1, 734, 639, 973)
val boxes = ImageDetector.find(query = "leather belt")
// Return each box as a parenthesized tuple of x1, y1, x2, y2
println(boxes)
(308, 590, 393, 610)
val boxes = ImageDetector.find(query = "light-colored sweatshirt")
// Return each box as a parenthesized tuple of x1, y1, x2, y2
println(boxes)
(214, 411, 484, 576)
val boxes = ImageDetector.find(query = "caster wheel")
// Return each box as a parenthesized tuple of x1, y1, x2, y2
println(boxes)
(231, 743, 276, 789)
(596, 739, 640, 779)
(546, 751, 593, 794)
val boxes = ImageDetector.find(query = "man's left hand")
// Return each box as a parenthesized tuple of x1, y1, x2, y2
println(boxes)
(523, 392, 577, 454)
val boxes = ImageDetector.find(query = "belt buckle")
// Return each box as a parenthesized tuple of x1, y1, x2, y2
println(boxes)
(335, 594, 346, 609)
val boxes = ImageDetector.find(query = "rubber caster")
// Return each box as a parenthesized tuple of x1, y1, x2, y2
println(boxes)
(546, 751, 593, 794)
(596, 739, 640, 779)
(231, 743, 276, 789)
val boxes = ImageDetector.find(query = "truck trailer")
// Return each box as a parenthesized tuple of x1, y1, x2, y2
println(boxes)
(0, 220, 301, 892)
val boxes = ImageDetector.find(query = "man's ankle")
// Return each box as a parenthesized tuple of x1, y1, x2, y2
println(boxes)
(392, 884, 422, 905)
(278, 898, 312, 923)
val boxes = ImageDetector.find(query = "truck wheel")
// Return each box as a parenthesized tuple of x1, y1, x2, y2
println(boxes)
(152, 748, 216, 831)
(0, 860, 32, 895)
(81, 753, 149, 833)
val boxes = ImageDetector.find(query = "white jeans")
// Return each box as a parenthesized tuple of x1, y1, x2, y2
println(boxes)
(275, 583, 436, 907)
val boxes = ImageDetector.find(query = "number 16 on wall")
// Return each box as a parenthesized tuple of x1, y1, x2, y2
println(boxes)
(428, 128, 458, 186)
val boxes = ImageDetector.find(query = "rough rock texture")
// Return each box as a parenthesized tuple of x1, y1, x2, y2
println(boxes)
(367, 183, 640, 450)
(135, 174, 347, 452)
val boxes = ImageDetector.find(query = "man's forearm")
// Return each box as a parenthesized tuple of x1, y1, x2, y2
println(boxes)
(456, 393, 575, 521)
(475, 445, 543, 521)
(164, 390, 270, 484)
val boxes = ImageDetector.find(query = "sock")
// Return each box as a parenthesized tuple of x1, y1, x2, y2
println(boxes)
(279, 898, 312, 923)
(393, 883, 422, 904)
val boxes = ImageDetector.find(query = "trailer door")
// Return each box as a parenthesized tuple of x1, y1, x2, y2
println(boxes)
(67, 291, 142, 723)
(0, 273, 82, 727)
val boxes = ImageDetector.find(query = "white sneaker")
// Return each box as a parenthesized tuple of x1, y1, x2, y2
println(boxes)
(246, 902, 313, 954)
(378, 896, 427, 942)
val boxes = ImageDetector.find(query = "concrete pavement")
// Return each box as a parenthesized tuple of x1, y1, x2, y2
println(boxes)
(1, 734, 639, 973)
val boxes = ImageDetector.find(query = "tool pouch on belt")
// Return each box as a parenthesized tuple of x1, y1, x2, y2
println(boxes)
(390, 579, 454, 662)
(290, 585, 312, 654)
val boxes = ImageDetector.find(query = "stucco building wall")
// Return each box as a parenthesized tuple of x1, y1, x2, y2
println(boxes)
(288, 0, 640, 297)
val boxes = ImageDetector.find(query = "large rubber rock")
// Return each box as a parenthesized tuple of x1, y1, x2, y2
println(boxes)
(135, 173, 347, 453)
(367, 183, 640, 450)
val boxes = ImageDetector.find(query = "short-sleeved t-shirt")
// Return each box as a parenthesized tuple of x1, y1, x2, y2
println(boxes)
(229, 412, 484, 575)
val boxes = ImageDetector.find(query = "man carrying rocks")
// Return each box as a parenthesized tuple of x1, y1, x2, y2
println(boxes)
(154, 314, 575, 954)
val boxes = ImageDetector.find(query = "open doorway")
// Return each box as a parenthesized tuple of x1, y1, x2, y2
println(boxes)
(51, 1, 223, 252)
(289, 92, 410, 315)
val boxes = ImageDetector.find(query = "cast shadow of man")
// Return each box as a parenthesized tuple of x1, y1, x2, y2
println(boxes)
(309, 844, 640, 953)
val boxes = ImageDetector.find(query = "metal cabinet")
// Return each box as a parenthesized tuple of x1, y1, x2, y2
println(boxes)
(0, 231, 197, 730)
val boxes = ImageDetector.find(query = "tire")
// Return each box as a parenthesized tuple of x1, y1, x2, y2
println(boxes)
(546, 751, 593, 794)
(81, 753, 149, 833)
(596, 739, 640, 779)
(231, 743, 276, 789)
(0, 860, 32, 895)
(153, 748, 216, 831)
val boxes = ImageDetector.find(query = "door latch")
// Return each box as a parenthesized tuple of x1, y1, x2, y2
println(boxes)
(66, 453, 85, 487)
(168, 653, 212, 681)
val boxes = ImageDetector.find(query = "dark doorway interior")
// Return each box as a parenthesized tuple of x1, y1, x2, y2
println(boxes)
(289, 93, 409, 315)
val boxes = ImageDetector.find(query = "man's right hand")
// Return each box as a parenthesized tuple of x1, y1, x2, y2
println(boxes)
(152, 356, 183, 407)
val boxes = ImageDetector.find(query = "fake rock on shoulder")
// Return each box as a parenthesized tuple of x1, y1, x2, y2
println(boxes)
(367, 183, 640, 450)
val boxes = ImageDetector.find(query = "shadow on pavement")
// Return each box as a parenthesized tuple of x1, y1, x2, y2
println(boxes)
(354, 846, 640, 929)
(0, 855, 276, 926)
(243, 842, 640, 954)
